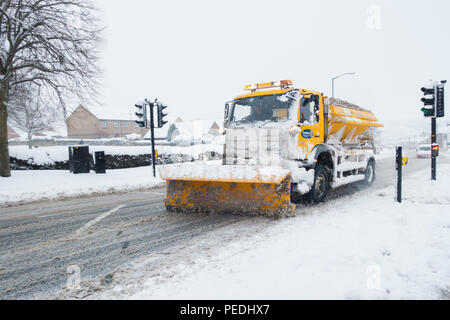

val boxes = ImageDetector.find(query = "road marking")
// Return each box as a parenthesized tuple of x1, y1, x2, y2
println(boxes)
(75, 205, 125, 237)
(39, 214, 57, 219)
(39, 212, 68, 219)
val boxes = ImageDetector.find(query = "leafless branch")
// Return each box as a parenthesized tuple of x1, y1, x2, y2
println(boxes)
(0, 0, 103, 175)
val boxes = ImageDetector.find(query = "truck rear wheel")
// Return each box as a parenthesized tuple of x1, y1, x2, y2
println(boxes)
(307, 165, 330, 203)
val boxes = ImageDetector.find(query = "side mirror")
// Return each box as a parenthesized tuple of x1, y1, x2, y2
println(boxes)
(224, 102, 231, 125)
(311, 95, 320, 110)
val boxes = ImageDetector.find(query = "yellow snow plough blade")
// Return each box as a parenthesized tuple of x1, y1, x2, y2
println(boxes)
(159, 165, 295, 217)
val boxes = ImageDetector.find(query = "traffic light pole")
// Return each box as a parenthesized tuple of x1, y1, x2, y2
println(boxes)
(135, 98, 168, 178)
(420, 80, 446, 181)
(149, 101, 157, 178)
(431, 117, 436, 181)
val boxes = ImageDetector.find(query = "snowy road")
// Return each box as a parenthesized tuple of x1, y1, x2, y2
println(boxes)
(0, 153, 448, 299)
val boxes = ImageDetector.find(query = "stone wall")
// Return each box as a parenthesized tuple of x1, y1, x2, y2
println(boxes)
(9, 153, 202, 171)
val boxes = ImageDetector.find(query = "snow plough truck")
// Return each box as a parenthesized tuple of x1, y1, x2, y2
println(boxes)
(159, 80, 383, 217)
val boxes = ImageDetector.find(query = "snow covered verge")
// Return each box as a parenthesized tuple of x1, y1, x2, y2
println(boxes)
(67, 165, 450, 300)
(0, 167, 164, 206)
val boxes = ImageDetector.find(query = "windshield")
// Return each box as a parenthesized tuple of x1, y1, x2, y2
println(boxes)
(419, 146, 430, 151)
(229, 91, 299, 125)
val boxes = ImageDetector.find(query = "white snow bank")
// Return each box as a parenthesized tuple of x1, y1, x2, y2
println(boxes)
(112, 165, 450, 300)
(0, 167, 163, 205)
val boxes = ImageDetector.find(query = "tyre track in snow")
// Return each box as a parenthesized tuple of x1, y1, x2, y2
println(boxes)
(0, 190, 252, 299)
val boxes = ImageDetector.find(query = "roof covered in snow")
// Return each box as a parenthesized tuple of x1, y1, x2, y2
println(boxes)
(145, 118, 223, 140)
(174, 118, 223, 138)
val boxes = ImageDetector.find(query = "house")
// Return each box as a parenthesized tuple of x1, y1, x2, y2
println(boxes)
(208, 121, 221, 135)
(7, 125, 20, 140)
(66, 105, 149, 139)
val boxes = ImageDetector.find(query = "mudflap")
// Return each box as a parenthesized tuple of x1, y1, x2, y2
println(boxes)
(164, 175, 296, 218)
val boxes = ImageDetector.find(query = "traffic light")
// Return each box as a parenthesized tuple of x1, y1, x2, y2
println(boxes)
(135, 103, 147, 128)
(431, 143, 439, 157)
(436, 83, 445, 118)
(421, 86, 435, 117)
(157, 102, 168, 128)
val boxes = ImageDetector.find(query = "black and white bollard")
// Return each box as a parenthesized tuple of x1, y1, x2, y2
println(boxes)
(396, 146, 402, 203)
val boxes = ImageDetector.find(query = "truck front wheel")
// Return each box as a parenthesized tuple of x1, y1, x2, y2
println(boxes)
(307, 165, 330, 203)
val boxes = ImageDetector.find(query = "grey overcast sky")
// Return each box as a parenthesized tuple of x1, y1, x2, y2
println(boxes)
(94, 0, 450, 125)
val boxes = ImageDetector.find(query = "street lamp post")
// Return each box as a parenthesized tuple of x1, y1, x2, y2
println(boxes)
(332, 72, 356, 98)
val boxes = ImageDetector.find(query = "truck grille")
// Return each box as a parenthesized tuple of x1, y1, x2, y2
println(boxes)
(224, 128, 283, 166)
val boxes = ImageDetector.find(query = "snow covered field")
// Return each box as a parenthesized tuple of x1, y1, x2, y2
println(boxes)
(90, 165, 450, 300)
(0, 167, 163, 205)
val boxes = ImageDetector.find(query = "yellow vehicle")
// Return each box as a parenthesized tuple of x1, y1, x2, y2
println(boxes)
(159, 80, 383, 217)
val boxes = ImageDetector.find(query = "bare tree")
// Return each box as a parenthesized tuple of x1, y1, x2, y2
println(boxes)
(0, 0, 102, 177)
(8, 83, 56, 149)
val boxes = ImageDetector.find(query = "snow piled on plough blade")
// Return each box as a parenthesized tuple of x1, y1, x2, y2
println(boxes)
(159, 164, 296, 217)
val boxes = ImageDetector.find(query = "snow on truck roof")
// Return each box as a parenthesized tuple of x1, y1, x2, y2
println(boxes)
(234, 81, 374, 113)
(234, 87, 373, 114)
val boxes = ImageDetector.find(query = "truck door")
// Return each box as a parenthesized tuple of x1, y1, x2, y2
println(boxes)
(297, 93, 324, 158)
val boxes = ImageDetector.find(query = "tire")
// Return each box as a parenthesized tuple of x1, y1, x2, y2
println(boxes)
(307, 165, 330, 203)
(290, 187, 303, 204)
(364, 160, 376, 185)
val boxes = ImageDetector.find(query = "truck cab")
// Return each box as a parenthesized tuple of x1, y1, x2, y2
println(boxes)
(224, 81, 327, 162)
